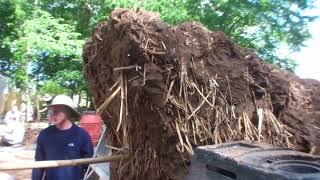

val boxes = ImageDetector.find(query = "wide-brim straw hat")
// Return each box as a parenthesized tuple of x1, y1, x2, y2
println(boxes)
(48, 95, 79, 118)
(42, 94, 53, 102)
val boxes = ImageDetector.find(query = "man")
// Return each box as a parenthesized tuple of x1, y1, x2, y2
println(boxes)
(0, 106, 25, 146)
(32, 95, 93, 180)
(4, 105, 22, 123)
(39, 94, 53, 124)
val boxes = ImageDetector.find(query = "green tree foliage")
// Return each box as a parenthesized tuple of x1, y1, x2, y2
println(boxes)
(0, 0, 17, 74)
(38, 0, 106, 37)
(0, 0, 34, 75)
(39, 80, 68, 95)
(0, 0, 15, 40)
(5, 7, 84, 91)
(184, 0, 315, 71)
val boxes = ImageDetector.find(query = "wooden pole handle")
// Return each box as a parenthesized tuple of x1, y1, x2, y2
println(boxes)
(0, 155, 126, 171)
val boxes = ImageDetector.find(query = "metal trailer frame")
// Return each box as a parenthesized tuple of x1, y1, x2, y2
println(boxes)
(84, 127, 111, 180)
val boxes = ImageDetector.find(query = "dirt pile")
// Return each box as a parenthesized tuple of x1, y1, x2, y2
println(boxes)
(23, 128, 41, 145)
(83, 9, 320, 179)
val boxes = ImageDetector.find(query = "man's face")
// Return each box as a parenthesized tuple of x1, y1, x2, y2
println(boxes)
(49, 105, 69, 125)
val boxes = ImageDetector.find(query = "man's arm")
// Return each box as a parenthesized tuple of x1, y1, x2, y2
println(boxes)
(32, 132, 45, 180)
(39, 107, 48, 113)
(3, 112, 11, 124)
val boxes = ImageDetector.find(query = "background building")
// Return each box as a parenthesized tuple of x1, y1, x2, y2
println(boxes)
(0, 74, 9, 119)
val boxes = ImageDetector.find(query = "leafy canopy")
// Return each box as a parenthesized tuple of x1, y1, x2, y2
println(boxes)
(5, 7, 84, 92)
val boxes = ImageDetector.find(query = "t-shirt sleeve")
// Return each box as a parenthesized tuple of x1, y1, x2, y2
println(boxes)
(32, 131, 45, 180)
(80, 130, 94, 158)
(80, 129, 94, 174)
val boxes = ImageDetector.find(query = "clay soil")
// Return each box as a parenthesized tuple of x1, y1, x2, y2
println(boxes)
(83, 9, 320, 180)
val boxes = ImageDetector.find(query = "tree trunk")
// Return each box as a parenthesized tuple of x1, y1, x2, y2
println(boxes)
(78, 92, 82, 107)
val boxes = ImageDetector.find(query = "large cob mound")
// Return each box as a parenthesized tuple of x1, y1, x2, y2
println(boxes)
(83, 9, 320, 180)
